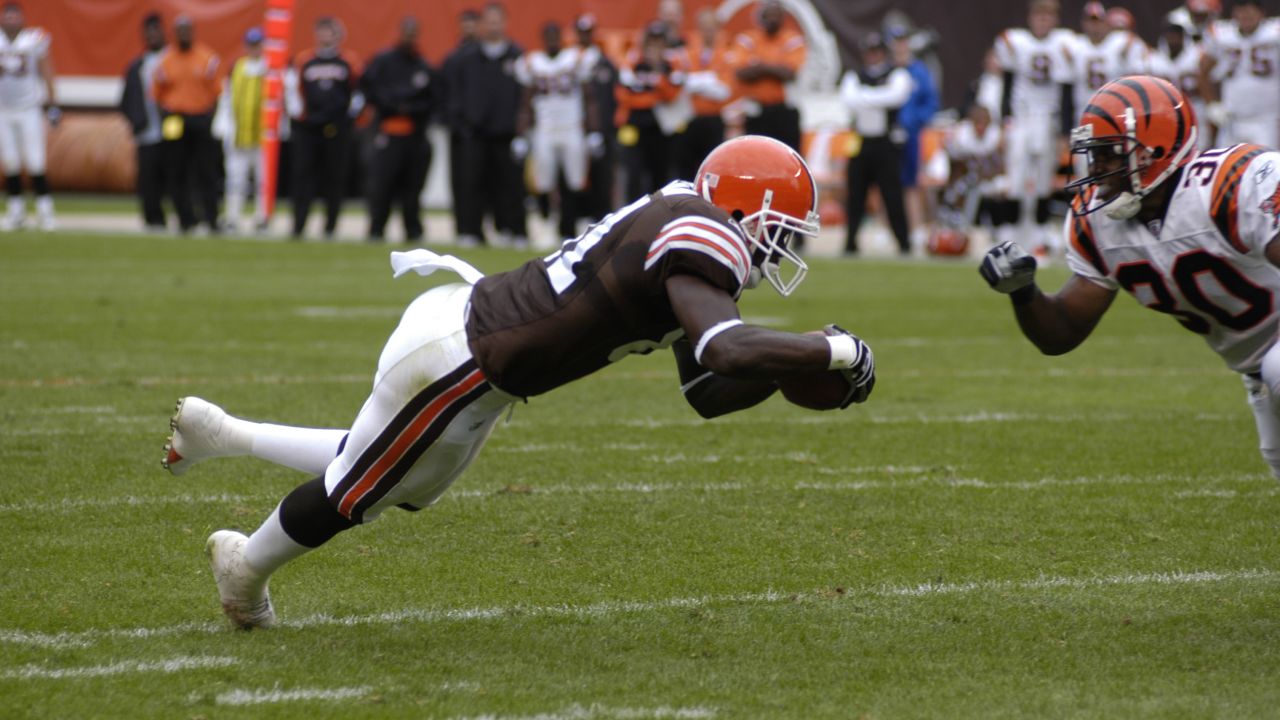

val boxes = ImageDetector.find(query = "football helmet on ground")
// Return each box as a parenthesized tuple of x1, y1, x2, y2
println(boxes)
(694, 135, 820, 296)
(1067, 75, 1199, 220)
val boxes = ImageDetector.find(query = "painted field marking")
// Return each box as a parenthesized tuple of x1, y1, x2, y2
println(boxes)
(216, 686, 371, 706)
(451, 704, 718, 720)
(1, 655, 237, 680)
(4, 472, 1268, 516)
(2, 568, 1273, 651)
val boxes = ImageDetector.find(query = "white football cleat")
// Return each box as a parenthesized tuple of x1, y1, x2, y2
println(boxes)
(206, 530, 276, 630)
(162, 396, 248, 476)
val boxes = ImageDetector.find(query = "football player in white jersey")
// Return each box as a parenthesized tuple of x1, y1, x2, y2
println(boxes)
(0, 2, 57, 231)
(993, 0, 1077, 256)
(1200, 0, 1280, 148)
(1069, 2, 1148, 114)
(1151, 20, 1210, 146)
(982, 75, 1280, 480)
(513, 21, 600, 242)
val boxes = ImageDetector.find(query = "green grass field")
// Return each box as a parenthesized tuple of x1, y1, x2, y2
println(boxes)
(2, 231, 1278, 719)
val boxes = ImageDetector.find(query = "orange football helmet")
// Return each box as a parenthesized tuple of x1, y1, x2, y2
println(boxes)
(695, 135, 820, 296)
(927, 228, 970, 256)
(1068, 75, 1198, 219)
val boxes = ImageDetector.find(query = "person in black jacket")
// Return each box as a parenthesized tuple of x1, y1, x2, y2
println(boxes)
(287, 17, 361, 240)
(362, 17, 436, 243)
(450, 2, 526, 247)
(119, 13, 168, 231)
(441, 9, 479, 239)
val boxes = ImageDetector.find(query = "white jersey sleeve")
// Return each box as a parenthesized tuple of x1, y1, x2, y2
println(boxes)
(1228, 149, 1280, 254)
(1064, 192, 1121, 291)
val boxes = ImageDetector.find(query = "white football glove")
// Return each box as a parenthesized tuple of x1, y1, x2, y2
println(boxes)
(511, 136, 530, 161)
(1206, 101, 1229, 128)
(824, 324, 875, 407)
(586, 132, 605, 158)
(979, 240, 1037, 294)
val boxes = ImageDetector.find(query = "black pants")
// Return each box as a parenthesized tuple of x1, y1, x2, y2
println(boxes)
(623, 123, 671, 200)
(367, 132, 431, 241)
(846, 136, 909, 254)
(745, 103, 801, 153)
(162, 112, 220, 232)
(135, 141, 167, 228)
(679, 114, 725, 181)
(583, 139, 616, 221)
(291, 122, 351, 237)
(456, 133, 526, 242)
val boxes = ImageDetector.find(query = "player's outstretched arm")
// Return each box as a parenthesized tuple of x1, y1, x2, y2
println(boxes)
(665, 274, 867, 379)
(671, 339, 778, 419)
(980, 241, 1116, 355)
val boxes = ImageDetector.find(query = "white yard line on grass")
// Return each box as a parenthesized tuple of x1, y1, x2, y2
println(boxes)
(1, 655, 237, 680)
(452, 704, 718, 720)
(3, 568, 1274, 651)
(5, 473, 1268, 515)
(216, 686, 371, 706)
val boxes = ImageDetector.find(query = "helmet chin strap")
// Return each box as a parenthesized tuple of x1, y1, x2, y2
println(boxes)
(1105, 192, 1142, 220)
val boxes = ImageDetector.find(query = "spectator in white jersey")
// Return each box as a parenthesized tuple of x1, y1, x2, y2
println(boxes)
(1151, 20, 1209, 146)
(1200, 0, 1280, 149)
(0, 2, 58, 231)
(513, 21, 599, 242)
(993, 0, 1076, 256)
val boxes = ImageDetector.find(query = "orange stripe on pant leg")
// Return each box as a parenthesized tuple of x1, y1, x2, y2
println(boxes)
(337, 369, 487, 518)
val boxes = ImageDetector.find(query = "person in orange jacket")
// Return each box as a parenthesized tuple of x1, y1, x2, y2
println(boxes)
(615, 22, 682, 199)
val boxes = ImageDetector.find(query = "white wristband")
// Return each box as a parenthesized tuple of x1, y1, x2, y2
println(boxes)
(826, 334, 858, 370)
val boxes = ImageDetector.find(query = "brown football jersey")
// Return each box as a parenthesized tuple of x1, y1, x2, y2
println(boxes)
(466, 181, 753, 398)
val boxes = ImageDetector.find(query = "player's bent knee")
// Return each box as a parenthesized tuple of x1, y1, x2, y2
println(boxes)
(278, 476, 359, 548)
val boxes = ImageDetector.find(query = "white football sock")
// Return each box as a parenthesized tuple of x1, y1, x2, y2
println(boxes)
(243, 505, 313, 578)
(247, 423, 347, 475)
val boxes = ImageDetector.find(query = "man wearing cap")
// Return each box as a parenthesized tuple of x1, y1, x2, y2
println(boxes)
(1151, 20, 1208, 144)
(216, 27, 268, 234)
(616, 22, 683, 199)
(120, 13, 168, 231)
(727, 0, 806, 152)
(1170, 0, 1221, 45)
(287, 17, 361, 240)
(889, 26, 938, 252)
(839, 32, 913, 256)
(152, 15, 222, 234)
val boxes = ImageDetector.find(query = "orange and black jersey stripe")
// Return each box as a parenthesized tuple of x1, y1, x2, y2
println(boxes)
(1210, 143, 1269, 253)
(1069, 186, 1107, 276)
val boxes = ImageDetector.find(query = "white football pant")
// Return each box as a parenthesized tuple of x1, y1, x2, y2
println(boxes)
(1248, 341, 1280, 480)
(1004, 113, 1059, 199)
(321, 283, 517, 522)
(0, 107, 46, 176)
(531, 126, 588, 193)
(224, 145, 267, 228)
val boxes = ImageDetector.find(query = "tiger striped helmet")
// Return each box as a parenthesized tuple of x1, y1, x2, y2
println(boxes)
(1068, 75, 1198, 217)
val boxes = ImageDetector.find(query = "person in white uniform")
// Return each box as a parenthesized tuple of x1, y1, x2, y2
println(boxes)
(0, 2, 58, 231)
(1200, 0, 1280, 148)
(982, 75, 1280, 483)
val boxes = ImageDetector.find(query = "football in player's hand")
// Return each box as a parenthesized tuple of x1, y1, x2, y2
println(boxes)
(778, 370, 855, 411)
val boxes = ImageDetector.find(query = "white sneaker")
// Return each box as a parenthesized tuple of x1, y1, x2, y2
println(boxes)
(37, 214, 55, 232)
(162, 397, 248, 476)
(206, 530, 275, 630)
(0, 213, 20, 232)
